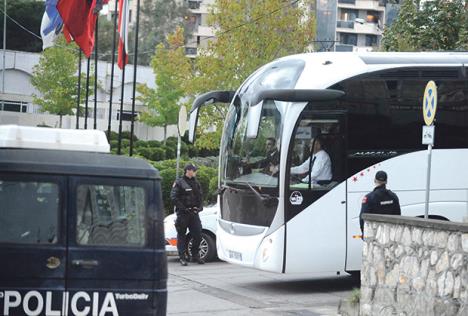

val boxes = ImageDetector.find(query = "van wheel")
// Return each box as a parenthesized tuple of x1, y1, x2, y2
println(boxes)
(187, 232, 216, 262)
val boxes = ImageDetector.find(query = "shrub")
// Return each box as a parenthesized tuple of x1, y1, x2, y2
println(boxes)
(146, 140, 161, 148)
(150, 148, 166, 161)
(159, 168, 177, 216)
(135, 140, 147, 148)
(163, 146, 176, 160)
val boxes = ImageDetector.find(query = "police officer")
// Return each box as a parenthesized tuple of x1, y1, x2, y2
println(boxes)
(170, 163, 204, 266)
(359, 170, 401, 234)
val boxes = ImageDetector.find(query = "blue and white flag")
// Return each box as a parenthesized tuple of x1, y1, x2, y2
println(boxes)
(40, 0, 63, 50)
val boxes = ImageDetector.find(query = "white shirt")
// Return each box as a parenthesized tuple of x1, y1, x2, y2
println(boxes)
(291, 150, 332, 183)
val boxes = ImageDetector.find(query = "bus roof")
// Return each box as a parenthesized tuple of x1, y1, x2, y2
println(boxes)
(0, 148, 160, 179)
(275, 52, 468, 90)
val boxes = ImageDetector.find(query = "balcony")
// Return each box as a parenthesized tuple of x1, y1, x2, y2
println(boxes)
(338, 0, 385, 11)
(337, 20, 354, 29)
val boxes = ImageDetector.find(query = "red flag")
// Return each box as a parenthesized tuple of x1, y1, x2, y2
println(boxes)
(118, 0, 129, 69)
(57, 0, 108, 57)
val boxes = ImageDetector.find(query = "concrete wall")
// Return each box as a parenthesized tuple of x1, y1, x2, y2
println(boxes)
(361, 214, 468, 316)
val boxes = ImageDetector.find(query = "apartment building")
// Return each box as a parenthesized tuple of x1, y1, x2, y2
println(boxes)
(316, 0, 399, 52)
(184, 0, 215, 57)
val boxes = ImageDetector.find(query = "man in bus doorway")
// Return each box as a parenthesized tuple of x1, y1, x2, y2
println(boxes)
(290, 136, 332, 184)
(170, 163, 204, 266)
(359, 170, 401, 234)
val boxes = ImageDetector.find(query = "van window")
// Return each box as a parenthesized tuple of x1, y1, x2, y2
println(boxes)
(0, 180, 59, 244)
(76, 184, 146, 246)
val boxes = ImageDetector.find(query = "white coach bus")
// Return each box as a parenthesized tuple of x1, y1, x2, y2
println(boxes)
(188, 52, 468, 276)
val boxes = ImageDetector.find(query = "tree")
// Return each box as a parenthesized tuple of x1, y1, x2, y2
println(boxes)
(382, 0, 467, 51)
(189, 0, 316, 149)
(0, 0, 43, 52)
(31, 38, 94, 128)
(137, 0, 190, 65)
(138, 27, 192, 143)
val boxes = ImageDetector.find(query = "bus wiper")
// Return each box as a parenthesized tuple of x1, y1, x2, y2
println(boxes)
(246, 182, 277, 207)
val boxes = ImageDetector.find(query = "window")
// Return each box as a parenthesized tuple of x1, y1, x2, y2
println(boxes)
(76, 184, 146, 246)
(117, 110, 138, 121)
(289, 118, 340, 190)
(366, 11, 380, 23)
(328, 67, 468, 176)
(0, 180, 59, 244)
(366, 35, 378, 47)
(340, 33, 357, 46)
(339, 9, 358, 21)
(0, 100, 28, 113)
(188, 1, 200, 9)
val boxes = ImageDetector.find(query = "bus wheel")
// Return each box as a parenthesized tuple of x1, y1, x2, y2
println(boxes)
(187, 232, 217, 262)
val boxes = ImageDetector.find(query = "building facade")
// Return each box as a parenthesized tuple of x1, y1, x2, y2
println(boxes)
(316, 0, 399, 52)
(0, 50, 177, 140)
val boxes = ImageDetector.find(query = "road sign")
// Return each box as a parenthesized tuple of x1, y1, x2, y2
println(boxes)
(422, 125, 435, 145)
(423, 81, 437, 126)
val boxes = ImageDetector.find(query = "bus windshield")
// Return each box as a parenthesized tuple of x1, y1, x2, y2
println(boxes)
(220, 58, 305, 190)
(221, 99, 282, 188)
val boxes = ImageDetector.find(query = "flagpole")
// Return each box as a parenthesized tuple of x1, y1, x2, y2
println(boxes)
(129, 0, 141, 157)
(75, 50, 82, 129)
(2, 0, 6, 109)
(93, 16, 99, 130)
(84, 57, 91, 129)
(118, 63, 125, 155)
(107, 0, 119, 138)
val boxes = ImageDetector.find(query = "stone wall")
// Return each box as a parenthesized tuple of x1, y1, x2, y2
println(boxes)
(360, 214, 468, 316)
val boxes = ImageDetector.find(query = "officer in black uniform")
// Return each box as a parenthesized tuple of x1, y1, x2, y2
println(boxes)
(170, 163, 204, 266)
(359, 170, 401, 234)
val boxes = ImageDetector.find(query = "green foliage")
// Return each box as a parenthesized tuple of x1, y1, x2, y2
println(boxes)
(382, 0, 468, 51)
(0, 0, 43, 52)
(349, 288, 361, 306)
(31, 38, 95, 128)
(158, 168, 177, 214)
(138, 27, 192, 142)
(189, 0, 316, 149)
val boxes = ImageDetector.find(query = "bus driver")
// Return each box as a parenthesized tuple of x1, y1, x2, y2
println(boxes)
(291, 136, 332, 184)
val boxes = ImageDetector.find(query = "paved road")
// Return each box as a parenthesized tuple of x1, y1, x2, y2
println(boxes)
(167, 257, 359, 316)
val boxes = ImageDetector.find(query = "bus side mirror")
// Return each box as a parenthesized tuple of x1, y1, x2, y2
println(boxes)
(188, 90, 235, 143)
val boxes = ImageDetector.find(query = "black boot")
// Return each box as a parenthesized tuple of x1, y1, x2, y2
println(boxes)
(179, 253, 188, 266)
(192, 255, 205, 264)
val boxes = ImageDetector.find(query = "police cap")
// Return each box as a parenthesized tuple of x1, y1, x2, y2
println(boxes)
(375, 170, 387, 182)
(184, 163, 198, 172)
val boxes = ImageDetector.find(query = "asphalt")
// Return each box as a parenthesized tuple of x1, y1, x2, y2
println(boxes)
(167, 256, 360, 315)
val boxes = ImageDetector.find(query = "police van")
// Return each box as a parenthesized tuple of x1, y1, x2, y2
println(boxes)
(0, 125, 167, 316)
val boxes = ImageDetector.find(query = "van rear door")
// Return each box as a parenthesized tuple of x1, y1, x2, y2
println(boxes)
(67, 177, 158, 316)
(0, 175, 66, 315)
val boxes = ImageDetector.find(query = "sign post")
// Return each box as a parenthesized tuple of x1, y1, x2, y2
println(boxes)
(176, 106, 188, 179)
(422, 81, 437, 219)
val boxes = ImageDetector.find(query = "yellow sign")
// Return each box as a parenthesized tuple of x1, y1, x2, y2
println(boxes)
(423, 81, 437, 126)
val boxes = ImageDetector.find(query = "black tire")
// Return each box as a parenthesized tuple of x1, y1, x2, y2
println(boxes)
(187, 232, 217, 262)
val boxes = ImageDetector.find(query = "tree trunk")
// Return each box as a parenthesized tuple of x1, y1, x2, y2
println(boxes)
(163, 125, 167, 145)
(59, 115, 63, 128)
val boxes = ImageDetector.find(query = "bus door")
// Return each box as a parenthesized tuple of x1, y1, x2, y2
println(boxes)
(67, 177, 160, 316)
(284, 112, 348, 273)
(0, 174, 66, 315)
